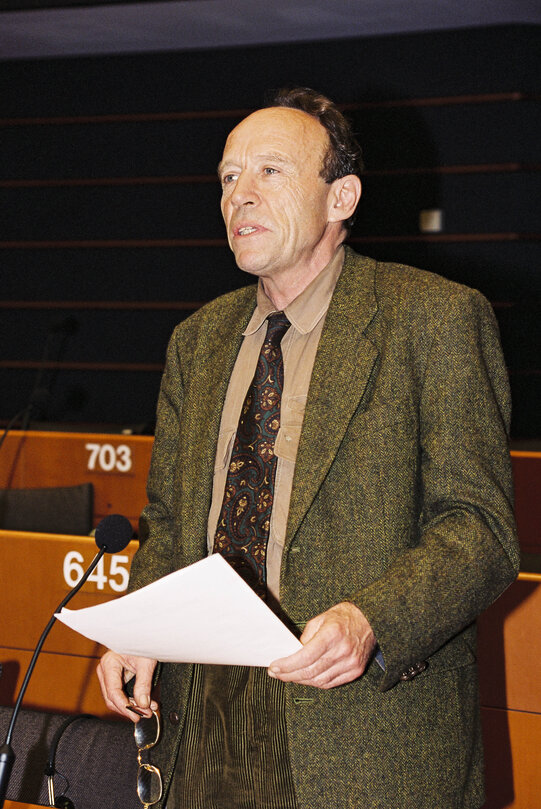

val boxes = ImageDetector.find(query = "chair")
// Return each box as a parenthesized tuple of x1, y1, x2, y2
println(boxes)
(0, 484, 94, 536)
(0, 705, 139, 808)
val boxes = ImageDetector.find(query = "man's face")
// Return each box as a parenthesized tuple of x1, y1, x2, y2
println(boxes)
(219, 107, 336, 281)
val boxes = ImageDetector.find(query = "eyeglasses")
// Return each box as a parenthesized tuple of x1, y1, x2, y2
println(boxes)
(134, 709, 163, 809)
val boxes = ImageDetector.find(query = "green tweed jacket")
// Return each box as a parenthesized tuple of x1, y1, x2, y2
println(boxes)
(129, 247, 519, 809)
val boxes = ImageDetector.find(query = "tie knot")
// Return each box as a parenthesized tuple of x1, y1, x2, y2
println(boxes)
(265, 312, 290, 347)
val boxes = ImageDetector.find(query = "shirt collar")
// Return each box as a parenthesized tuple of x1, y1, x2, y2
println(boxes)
(243, 245, 345, 336)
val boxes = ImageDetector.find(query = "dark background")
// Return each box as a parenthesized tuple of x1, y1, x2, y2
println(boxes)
(1, 24, 539, 438)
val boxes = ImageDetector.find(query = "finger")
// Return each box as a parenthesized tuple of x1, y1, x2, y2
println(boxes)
(97, 653, 157, 721)
(97, 653, 137, 720)
(270, 639, 342, 682)
(270, 649, 366, 688)
(271, 610, 347, 673)
(269, 630, 329, 676)
(269, 624, 371, 685)
(269, 631, 340, 682)
(269, 603, 376, 687)
(126, 696, 159, 718)
(279, 653, 366, 688)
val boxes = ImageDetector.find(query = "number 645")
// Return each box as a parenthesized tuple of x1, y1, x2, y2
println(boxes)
(63, 551, 130, 592)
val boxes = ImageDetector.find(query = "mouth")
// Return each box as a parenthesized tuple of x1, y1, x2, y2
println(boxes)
(233, 224, 265, 238)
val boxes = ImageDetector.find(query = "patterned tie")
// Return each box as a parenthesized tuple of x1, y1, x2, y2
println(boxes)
(213, 312, 290, 599)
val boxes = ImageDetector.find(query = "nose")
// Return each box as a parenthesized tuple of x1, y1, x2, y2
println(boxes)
(230, 170, 259, 208)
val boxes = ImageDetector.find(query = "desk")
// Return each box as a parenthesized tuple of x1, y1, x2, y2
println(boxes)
(0, 430, 153, 529)
(1, 432, 540, 551)
(510, 451, 541, 554)
(1, 433, 541, 806)
(0, 529, 137, 716)
(478, 572, 541, 808)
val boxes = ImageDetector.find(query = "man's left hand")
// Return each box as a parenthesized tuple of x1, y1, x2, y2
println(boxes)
(268, 602, 377, 689)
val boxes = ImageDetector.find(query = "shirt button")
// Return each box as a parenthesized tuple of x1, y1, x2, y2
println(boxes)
(169, 711, 180, 725)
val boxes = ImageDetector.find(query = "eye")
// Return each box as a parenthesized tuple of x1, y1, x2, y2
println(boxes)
(221, 173, 238, 186)
(263, 167, 278, 176)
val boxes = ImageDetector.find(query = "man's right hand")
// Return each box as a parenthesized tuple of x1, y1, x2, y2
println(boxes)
(96, 650, 158, 722)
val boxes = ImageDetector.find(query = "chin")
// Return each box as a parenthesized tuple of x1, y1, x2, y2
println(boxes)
(233, 252, 270, 277)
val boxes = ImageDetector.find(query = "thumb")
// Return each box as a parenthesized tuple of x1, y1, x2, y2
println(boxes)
(299, 614, 324, 645)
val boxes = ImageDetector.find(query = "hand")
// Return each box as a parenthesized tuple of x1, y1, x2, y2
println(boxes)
(268, 602, 376, 689)
(96, 650, 158, 722)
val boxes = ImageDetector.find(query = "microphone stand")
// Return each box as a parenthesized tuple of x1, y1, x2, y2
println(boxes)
(0, 545, 108, 808)
(0, 316, 79, 450)
(0, 407, 32, 452)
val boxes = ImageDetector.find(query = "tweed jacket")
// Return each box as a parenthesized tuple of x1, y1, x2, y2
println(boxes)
(129, 247, 519, 809)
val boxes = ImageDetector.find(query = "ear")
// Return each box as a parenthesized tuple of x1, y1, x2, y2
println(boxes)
(327, 174, 362, 224)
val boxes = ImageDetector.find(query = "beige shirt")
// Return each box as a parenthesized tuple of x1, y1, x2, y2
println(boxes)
(207, 246, 345, 600)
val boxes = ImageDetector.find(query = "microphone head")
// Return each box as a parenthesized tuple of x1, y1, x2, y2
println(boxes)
(94, 514, 133, 553)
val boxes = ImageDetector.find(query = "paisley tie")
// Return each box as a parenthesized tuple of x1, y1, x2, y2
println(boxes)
(213, 312, 290, 599)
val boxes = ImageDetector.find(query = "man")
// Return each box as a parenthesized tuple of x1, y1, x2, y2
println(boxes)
(98, 88, 519, 808)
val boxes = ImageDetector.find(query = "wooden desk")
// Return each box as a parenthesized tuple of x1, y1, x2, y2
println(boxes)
(478, 572, 541, 809)
(1, 432, 539, 551)
(0, 529, 137, 716)
(510, 451, 541, 554)
(0, 430, 153, 529)
(1, 432, 541, 806)
(1, 431, 539, 549)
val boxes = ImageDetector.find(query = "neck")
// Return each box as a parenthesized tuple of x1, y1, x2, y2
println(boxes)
(261, 237, 344, 310)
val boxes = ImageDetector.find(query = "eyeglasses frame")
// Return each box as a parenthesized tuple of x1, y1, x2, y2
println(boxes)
(134, 708, 163, 809)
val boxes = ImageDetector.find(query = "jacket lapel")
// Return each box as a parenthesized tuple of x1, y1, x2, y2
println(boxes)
(179, 288, 257, 562)
(285, 251, 379, 549)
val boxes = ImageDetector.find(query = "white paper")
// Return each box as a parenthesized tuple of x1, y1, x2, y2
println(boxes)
(56, 554, 302, 667)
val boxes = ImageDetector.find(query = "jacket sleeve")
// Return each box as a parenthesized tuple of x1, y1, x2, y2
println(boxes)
(352, 286, 520, 690)
(128, 324, 185, 593)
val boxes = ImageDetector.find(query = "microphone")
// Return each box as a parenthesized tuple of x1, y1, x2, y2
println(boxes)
(19, 316, 80, 432)
(94, 513, 134, 554)
(0, 317, 80, 446)
(0, 388, 52, 451)
(0, 514, 133, 808)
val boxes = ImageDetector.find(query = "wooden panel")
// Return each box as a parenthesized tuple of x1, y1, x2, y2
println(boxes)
(1, 435, 538, 545)
(0, 531, 137, 653)
(0, 530, 137, 716)
(4, 802, 43, 809)
(478, 573, 541, 713)
(0, 430, 153, 528)
(1, 648, 113, 718)
(482, 707, 541, 809)
(510, 451, 541, 554)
